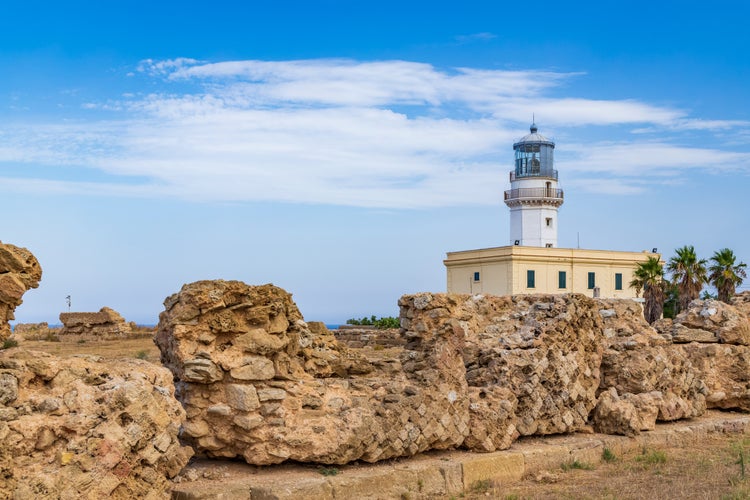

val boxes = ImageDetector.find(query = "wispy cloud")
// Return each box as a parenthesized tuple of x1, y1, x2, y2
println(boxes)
(455, 32, 497, 44)
(1, 58, 748, 208)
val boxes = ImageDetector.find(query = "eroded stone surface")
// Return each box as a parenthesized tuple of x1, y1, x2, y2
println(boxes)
(0, 241, 41, 341)
(655, 299, 750, 345)
(156, 281, 750, 461)
(59, 306, 131, 339)
(0, 349, 193, 498)
(155, 281, 469, 465)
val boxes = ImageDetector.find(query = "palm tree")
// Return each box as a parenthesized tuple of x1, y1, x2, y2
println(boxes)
(667, 245, 707, 312)
(708, 248, 747, 303)
(630, 256, 667, 324)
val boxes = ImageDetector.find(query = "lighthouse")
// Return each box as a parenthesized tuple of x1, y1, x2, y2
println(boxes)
(503, 123, 564, 247)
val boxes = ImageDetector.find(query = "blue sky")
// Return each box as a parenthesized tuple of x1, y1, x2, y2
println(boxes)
(2, 1, 749, 324)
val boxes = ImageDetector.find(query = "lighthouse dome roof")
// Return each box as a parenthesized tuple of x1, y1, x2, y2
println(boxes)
(513, 123, 555, 149)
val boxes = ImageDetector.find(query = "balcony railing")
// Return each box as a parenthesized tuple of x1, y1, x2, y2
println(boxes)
(510, 170, 558, 182)
(504, 187, 564, 201)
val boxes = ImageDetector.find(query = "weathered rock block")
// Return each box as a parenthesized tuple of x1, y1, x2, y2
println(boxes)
(59, 306, 131, 339)
(682, 343, 750, 411)
(0, 242, 41, 341)
(596, 298, 706, 430)
(155, 281, 469, 465)
(658, 299, 750, 345)
(0, 349, 193, 497)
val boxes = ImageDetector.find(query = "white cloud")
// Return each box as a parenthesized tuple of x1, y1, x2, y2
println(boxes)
(2, 58, 748, 208)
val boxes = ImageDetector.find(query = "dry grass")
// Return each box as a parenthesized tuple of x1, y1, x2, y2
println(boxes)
(17, 336, 160, 361)
(451, 434, 750, 500)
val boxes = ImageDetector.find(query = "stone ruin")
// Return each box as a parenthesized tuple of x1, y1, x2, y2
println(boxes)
(154, 281, 468, 465)
(3, 238, 750, 495)
(0, 241, 42, 342)
(154, 280, 750, 465)
(0, 349, 193, 497)
(59, 307, 131, 339)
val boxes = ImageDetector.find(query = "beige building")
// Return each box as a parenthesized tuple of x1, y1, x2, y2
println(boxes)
(445, 246, 660, 298)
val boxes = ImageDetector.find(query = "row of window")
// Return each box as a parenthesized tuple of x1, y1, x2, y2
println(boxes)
(472, 270, 624, 291)
(526, 270, 623, 290)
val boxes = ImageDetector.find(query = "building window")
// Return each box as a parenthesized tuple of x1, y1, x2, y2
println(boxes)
(558, 271, 566, 289)
(615, 273, 623, 290)
(546, 217, 552, 227)
(473, 271, 480, 282)
(588, 272, 596, 290)
(545, 243, 553, 248)
(527, 270, 535, 288)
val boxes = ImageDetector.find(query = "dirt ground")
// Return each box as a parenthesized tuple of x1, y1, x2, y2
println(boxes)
(452, 433, 750, 500)
(15, 336, 750, 499)
(15, 335, 161, 362)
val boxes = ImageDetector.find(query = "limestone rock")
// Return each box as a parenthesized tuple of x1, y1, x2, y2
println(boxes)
(592, 388, 659, 436)
(156, 281, 468, 465)
(667, 299, 750, 345)
(59, 306, 131, 339)
(0, 349, 193, 497)
(731, 291, 750, 317)
(682, 343, 750, 411)
(0, 242, 42, 341)
(595, 298, 706, 426)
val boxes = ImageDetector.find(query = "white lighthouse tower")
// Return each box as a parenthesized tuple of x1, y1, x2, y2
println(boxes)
(503, 123, 564, 247)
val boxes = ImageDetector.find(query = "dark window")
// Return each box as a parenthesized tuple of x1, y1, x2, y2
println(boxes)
(588, 272, 596, 289)
(473, 271, 480, 282)
(546, 217, 552, 227)
(615, 273, 623, 290)
(558, 271, 567, 289)
(527, 270, 535, 288)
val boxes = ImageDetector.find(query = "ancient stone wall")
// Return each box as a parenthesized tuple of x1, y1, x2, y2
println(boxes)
(0, 348, 193, 497)
(333, 326, 406, 349)
(0, 242, 42, 341)
(155, 281, 750, 466)
(155, 281, 469, 465)
(59, 306, 131, 338)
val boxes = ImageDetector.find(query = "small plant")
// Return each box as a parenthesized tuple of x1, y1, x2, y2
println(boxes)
(373, 344, 385, 351)
(417, 478, 424, 492)
(77, 339, 86, 344)
(44, 331, 60, 342)
(470, 479, 494, 493)
(561, 459, 594, 471)
(602, 447, 617, 462)
(504, 495, 520, 500)
(318, 466, 340, 476)
(636, 449, 667, 466)
(400, 493, 412, 500)
(134, 350, 149, 360)
(2, 339, 19, 349)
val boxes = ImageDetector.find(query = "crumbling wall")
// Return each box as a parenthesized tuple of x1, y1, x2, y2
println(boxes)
(0, 348, 193, 497)
(0, 242, 42, 341)
(59, 306, 131, 338)
(155, 281, 750, 465)
(155, 281, 469, 465)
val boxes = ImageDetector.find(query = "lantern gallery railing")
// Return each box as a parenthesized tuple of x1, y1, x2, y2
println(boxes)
(504, 187, 564, 201)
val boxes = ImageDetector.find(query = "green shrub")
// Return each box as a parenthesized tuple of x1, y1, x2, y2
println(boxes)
(134, 350, 149, 360)
(636, 449, 667, 465)
(561, 459, 595, 471)
(2, 339, 19, 350)
(346, 315, 400, 329)
(318, 466, 339, 476)
(602, 447, 616, 462)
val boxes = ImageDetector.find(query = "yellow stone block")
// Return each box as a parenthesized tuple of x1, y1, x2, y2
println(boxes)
(461, 450, 524, 489)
